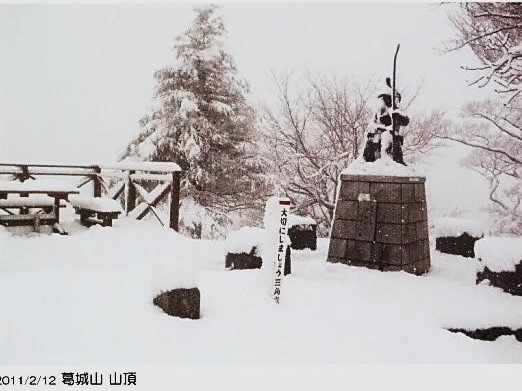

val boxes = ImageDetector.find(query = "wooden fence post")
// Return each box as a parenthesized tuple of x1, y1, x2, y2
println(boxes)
(126, 170, 136, 215)
(170, 171, 181, 231)
(93, 165, 101, 197)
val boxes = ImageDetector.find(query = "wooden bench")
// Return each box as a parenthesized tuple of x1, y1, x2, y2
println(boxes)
(70, 196, 122, 227)
(0, 196, 67, 230)
(0, 195, 67, 213)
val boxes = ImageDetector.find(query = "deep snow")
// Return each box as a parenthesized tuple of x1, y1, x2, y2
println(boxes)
(0, 210, 521, 364)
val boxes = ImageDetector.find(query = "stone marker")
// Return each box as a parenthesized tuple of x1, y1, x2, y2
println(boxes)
(225, 247, 263, 270)
(327, 173, 430, 275)
(153, 287, 200, 319)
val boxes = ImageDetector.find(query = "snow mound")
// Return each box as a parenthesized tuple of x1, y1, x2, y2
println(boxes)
(475, 237, 522, 272)
(288, 214, 316, 227)
(434, 217, 485, 238)
(224, 226, 265, 255)
(342, 157, 423, 177)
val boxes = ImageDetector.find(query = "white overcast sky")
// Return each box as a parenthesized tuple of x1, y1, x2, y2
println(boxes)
(0, 3, 494, 164)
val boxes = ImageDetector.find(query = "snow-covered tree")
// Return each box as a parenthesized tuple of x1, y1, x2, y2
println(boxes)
(448, 3, 522, 104)
(440, 100, 522, 235)
(444, 4, 522, 234)
(123, 5, 268, 238)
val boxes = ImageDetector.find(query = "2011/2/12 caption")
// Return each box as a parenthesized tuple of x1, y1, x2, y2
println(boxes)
(0, 372, 137, 386)
(0, 376, 56, 386)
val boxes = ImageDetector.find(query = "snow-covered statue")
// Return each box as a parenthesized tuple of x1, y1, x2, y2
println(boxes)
(362, 77, 409, 166)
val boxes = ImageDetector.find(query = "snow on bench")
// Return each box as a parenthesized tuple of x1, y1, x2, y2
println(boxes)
(0, 195, 67, 208)
(70, 196, 123, 227)
(0, 180, 79, 194)
(69, 196, 123, 213)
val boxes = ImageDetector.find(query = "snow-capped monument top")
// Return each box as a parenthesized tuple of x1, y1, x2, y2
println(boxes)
(360, 45, 410, 168)
(361, 76, 410, 166)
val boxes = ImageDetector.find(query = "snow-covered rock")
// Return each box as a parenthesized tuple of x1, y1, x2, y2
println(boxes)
(475, 237, 522, 272)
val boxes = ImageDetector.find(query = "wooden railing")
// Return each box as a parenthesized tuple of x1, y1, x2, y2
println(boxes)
(0, 162, 181, 231)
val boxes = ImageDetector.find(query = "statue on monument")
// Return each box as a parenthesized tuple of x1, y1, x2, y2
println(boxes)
(362, 45, 409, 166)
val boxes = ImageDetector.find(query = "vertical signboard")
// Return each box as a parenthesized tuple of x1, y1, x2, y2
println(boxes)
(272, 198, 290, 304)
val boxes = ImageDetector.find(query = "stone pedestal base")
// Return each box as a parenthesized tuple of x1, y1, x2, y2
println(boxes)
(327, 174, 430, 275)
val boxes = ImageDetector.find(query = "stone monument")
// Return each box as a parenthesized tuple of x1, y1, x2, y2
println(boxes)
(327, 45, 430, 275)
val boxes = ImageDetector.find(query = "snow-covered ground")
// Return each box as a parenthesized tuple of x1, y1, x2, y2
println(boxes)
(1, 209, 521, 364)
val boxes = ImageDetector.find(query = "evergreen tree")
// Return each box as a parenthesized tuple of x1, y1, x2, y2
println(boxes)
(123, 5, 268, 237)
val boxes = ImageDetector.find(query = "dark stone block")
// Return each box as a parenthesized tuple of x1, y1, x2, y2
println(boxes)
(476, 262, 522, 296)
(153, 288, 200, 319)
(414, 183, 426, 201)
(327, 256, 343, 264)
(379, 243, 405, 265)
(375, 223, 402, 244)
(288, 224, 317, 251)
(420, 203, 428, 221)
(225, 251, 263, 270)
(356, 201, 377, 241)
(406, 203, 423, 223)
(420, 239, 430, 259)
(336, 200, 358, 220)
(402, 223, 418, 243)
(331, 219, 357, 239)
(416, 221, 429, 240)
(370, 182, 401, 203)
(328, 238, 347, 258)
(403, 258, 430, 275)
(401, 184, 416, 203)
(340, 181, 370, 201)
(435, 233, 480, 258)
(346, 240, 375, 262)
(376, 203, 403, 223)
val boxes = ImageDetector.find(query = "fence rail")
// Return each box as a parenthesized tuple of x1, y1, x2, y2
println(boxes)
(0, 162, 181, 231)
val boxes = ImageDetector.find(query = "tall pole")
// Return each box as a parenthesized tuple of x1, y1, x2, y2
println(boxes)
(391, 44, 400, 161)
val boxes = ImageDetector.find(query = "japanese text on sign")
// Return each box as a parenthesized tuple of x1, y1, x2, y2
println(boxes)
(272, 198, 290, 304)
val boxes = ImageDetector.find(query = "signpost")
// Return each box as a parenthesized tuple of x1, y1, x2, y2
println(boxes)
(272, 198, 291, 304)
